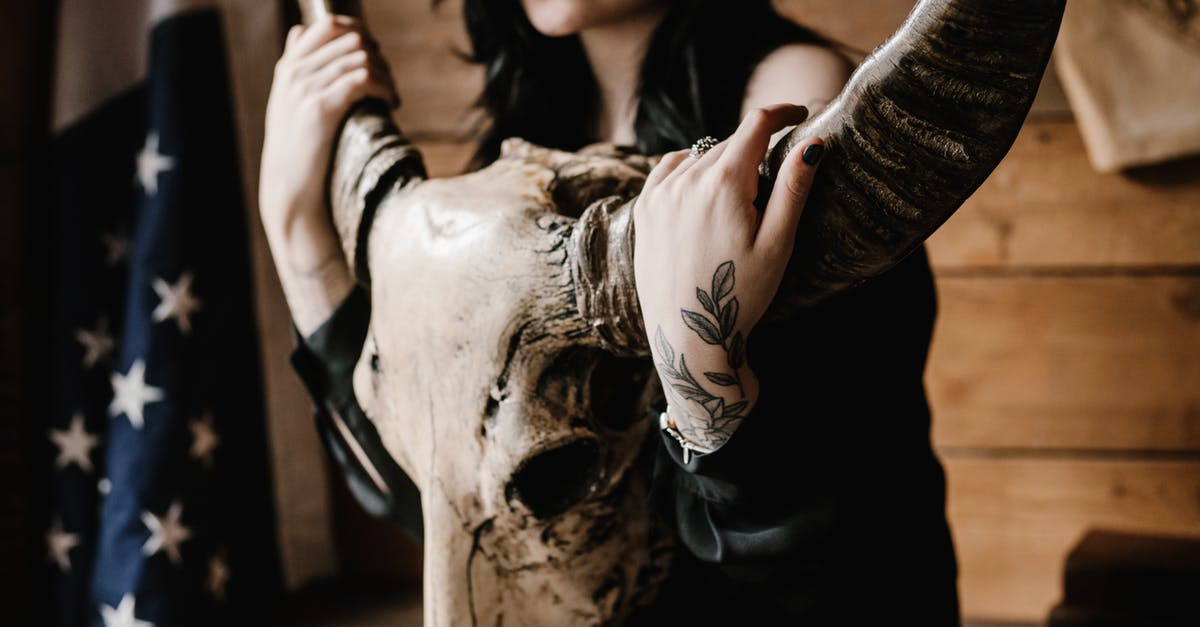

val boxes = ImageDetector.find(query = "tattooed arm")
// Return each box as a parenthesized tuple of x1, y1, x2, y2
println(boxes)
(651, 261, 761, 453)
(634, 105, 825, 454)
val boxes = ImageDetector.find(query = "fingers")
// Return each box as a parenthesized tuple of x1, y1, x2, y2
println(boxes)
(319, 68, 396, 117)
(758, 137, 824, 252)
(668, 138, 728, 180)
(298, 30, 368, 75)
(288, 15, 361, 58)
(287, 24, 302, 48)
(718, 104, 808, 178)
(281, 16, 399, 111)
(306, 49, 369, 93)
(643, 149, 692, 190)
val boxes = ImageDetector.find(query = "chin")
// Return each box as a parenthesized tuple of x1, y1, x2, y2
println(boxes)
(521, 0, 588, 36)
(521, 0, 661, 36)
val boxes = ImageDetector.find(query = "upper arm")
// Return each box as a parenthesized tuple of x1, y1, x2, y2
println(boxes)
(741, 44, 853, 147)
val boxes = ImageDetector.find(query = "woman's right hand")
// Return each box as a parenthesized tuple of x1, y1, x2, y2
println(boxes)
(260, 15, 398, 334)
(260, 14, 398, 273)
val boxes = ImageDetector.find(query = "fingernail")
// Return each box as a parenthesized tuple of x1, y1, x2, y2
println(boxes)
(802, 143, 824, 165)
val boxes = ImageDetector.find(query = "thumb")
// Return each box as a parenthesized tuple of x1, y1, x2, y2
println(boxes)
(757, 138, 823, 252)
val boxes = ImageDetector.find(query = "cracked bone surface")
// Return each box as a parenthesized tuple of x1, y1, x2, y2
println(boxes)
(296, 0, 1064, 624)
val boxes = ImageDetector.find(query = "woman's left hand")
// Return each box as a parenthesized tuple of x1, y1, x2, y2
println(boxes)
(633, 103, 824, 455)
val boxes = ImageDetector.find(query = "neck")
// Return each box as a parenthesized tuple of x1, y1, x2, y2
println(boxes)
(578, 4, 668, 146)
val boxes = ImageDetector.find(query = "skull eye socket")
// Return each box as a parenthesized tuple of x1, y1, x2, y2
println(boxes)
(539, 347, 651, 432)
(507, 439, 601, 519)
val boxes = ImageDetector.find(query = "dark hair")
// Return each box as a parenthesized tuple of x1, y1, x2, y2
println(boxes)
(457, 0, 838, 168)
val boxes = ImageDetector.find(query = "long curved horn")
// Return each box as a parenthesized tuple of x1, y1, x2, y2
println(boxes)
(761, 0, 1066, 313)
(298, 0, 427, 285)
(572, 0, 1066, 353)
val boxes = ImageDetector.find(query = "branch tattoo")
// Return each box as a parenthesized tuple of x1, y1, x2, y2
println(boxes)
(653, 260, 751, 452)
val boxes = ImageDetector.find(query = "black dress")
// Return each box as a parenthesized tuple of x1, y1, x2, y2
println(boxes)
(289, 245, 961, 625)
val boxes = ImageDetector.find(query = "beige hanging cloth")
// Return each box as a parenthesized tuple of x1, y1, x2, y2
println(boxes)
(1055, 0, 1200, 172)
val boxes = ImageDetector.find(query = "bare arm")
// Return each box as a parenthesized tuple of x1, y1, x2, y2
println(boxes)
(259, 15, 397, 336)
(742, 43, 852, 146)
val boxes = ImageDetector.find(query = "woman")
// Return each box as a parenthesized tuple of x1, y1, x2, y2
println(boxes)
(260, 0, 961, 623)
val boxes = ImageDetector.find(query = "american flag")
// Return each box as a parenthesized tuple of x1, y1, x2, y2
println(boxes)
(45, 4, 282, 625)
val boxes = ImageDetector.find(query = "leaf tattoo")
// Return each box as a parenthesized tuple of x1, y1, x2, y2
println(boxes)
(654, 326, 676, 372)
(719, 297, 738, 338)
(704, 371, 738, 386)
(727, 331, 745, 370)
(681, 310, 722, 345)
(712, 260, 734, 302)
(696, 288, 716, 316)
(653, 260, 752, 453)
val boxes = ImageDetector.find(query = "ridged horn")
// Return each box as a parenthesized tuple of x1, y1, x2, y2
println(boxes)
(572, 0, 1065, 354)
(761, 0, 1066, 314)
(298, 0, 427, 285)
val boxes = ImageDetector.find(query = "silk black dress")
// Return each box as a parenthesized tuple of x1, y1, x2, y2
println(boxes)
(288, 242, 961, 625)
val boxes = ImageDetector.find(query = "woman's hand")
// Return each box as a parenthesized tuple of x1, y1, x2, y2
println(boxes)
(260, 15, 398, 335)
(633, 104, 824, 455)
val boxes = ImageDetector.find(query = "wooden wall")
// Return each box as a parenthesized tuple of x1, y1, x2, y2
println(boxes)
(361, 0, 1200, 622)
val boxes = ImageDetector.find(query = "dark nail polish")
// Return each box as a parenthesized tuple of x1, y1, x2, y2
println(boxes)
(802, 143, 824, 166)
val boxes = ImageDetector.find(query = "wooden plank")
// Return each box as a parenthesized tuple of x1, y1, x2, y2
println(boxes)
(928, 121, 1200, 269)
(944, 456, 1200, 622)
(928, 275, 1200, 451)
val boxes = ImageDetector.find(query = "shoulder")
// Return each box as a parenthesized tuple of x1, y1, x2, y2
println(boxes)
(741, 43, 853, 115)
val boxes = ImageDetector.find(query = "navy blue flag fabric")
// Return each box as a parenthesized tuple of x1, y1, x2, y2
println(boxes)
(46, 9, 282, 626)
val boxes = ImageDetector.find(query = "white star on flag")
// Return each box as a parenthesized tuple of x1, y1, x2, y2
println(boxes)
(101, 230, 130, 266)
(135, 131, 174, 196)
(109, 358, 164, 430)
(152, 271, 202, 334)
(76, 317, 116, 369)
(99, 594, 154, 627)
(207, 550, 231, 601)
(49, 412, 100, 472)
(189, 412, 220, 467)
(142, 499, 192, 564)
(46, 517, 80, 573)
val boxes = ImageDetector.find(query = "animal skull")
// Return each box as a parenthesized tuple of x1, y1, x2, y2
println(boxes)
(353, 141, 672, 625)
(296, 0, 1066, 624)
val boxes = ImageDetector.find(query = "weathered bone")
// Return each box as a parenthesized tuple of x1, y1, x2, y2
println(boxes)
(295, 0, 1065, 624)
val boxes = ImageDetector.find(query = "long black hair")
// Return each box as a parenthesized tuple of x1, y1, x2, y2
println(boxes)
(457, 0, 838, 168)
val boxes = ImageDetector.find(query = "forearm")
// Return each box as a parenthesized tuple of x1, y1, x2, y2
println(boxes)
(657, 332, 759, 454)
(264, 213, 355, 337)
(259, 14, 397, 337)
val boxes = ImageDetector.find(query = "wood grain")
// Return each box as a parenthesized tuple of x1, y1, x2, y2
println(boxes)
(944, 456, 1200, 621)
(928, 275, 1200, 451)
(929, 122, 1200, 270)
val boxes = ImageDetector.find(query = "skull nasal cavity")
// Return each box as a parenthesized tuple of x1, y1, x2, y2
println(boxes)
(507, 439, 601, 519)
